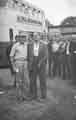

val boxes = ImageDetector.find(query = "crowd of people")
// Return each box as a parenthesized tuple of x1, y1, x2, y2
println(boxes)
(48, 34, 76, 83)
(8, 32, 76, 102)
(48, 35, 71, 80)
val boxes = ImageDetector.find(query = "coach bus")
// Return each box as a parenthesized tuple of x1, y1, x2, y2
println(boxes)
(0, 0, 46, 67)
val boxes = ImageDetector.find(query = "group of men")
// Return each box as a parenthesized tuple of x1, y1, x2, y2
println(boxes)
(48, 36, 72, 80)
(48, 35, 76, 84)
(9, 33, 48, 101)
(8, 32, 76, 101)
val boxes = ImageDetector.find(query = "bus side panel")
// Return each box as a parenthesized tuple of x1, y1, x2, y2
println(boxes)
(0, 25, 9, 42)
(0, 42, 11, 68)
(0, 25, 11, 68)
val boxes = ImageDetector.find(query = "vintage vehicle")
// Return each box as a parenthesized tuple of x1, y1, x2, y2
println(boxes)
(0, 0, 46, 67)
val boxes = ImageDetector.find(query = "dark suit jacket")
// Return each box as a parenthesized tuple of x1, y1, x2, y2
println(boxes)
(69, 41, 76, 55)
(27, 41, 48, 71)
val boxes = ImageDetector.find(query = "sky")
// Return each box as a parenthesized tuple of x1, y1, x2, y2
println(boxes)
(26, 0, 76, 25)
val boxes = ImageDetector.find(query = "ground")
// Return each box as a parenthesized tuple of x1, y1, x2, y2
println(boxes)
(0, 69, 76, 120)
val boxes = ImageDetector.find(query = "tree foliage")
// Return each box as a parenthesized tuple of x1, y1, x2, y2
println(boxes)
(61, 16, 76, 26)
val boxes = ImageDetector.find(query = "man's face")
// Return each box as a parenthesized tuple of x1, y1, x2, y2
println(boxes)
(34, 39, 39, 43)
(20, 40, 24, 44)
(19, 37, 25, 44)
(34, 35, 40, 43)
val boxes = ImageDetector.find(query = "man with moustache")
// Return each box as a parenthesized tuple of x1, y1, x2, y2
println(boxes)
(27, 33, 48, 101)
(10, 35, 28, 101)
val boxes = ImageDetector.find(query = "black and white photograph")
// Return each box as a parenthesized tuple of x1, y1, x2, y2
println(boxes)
(0, 0, 76, 120)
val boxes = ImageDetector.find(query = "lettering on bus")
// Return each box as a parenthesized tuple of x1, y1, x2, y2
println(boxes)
(17, 16, 42, 26)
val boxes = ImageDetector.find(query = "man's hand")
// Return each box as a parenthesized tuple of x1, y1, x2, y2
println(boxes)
(38, 56, 47, 68)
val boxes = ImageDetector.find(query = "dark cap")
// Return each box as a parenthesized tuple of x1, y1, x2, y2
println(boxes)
(15, 35, 27, 41)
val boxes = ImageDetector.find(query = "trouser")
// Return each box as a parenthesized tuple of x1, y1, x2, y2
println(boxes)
(71, 54, 76, 82)
(29, 61, 47, 99)
(13, 61, 28, 99)
(65, 55, 71, 79)
(52, 53, 60, 77)
(48, 56, 53, 76)
(62, 55, 71, 80)
(39, 65, 47, 98)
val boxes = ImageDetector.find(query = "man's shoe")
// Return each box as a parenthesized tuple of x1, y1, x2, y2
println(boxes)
(38, 97, 47, 103)
(24, 96, 37, 101)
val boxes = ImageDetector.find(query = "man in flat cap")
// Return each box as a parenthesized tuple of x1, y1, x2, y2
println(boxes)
(10, 35, 28, 101)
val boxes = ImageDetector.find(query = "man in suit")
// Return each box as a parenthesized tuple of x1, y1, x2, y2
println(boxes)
(27, 33, 48, 100)
(52, 39, 60, 77)
(65, 40, 71, 80)
(48, 36, 53, 77)
(69, 40, 76, 83)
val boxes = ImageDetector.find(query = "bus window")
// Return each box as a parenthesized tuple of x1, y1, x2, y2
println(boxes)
(9, 28, 13, 42)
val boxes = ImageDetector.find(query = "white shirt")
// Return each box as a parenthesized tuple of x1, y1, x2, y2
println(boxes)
(52, 42, 59, 52)
(10, 42, 27, 60)
(66, 42, 70, 55)
(33, 42, 39, 56)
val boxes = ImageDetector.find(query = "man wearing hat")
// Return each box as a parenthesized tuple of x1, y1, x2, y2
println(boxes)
(28, 33, 48, 100)
(10, 35, 28, 100)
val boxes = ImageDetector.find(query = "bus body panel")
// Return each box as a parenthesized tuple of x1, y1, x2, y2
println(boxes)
(0, 3, 46, 67)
